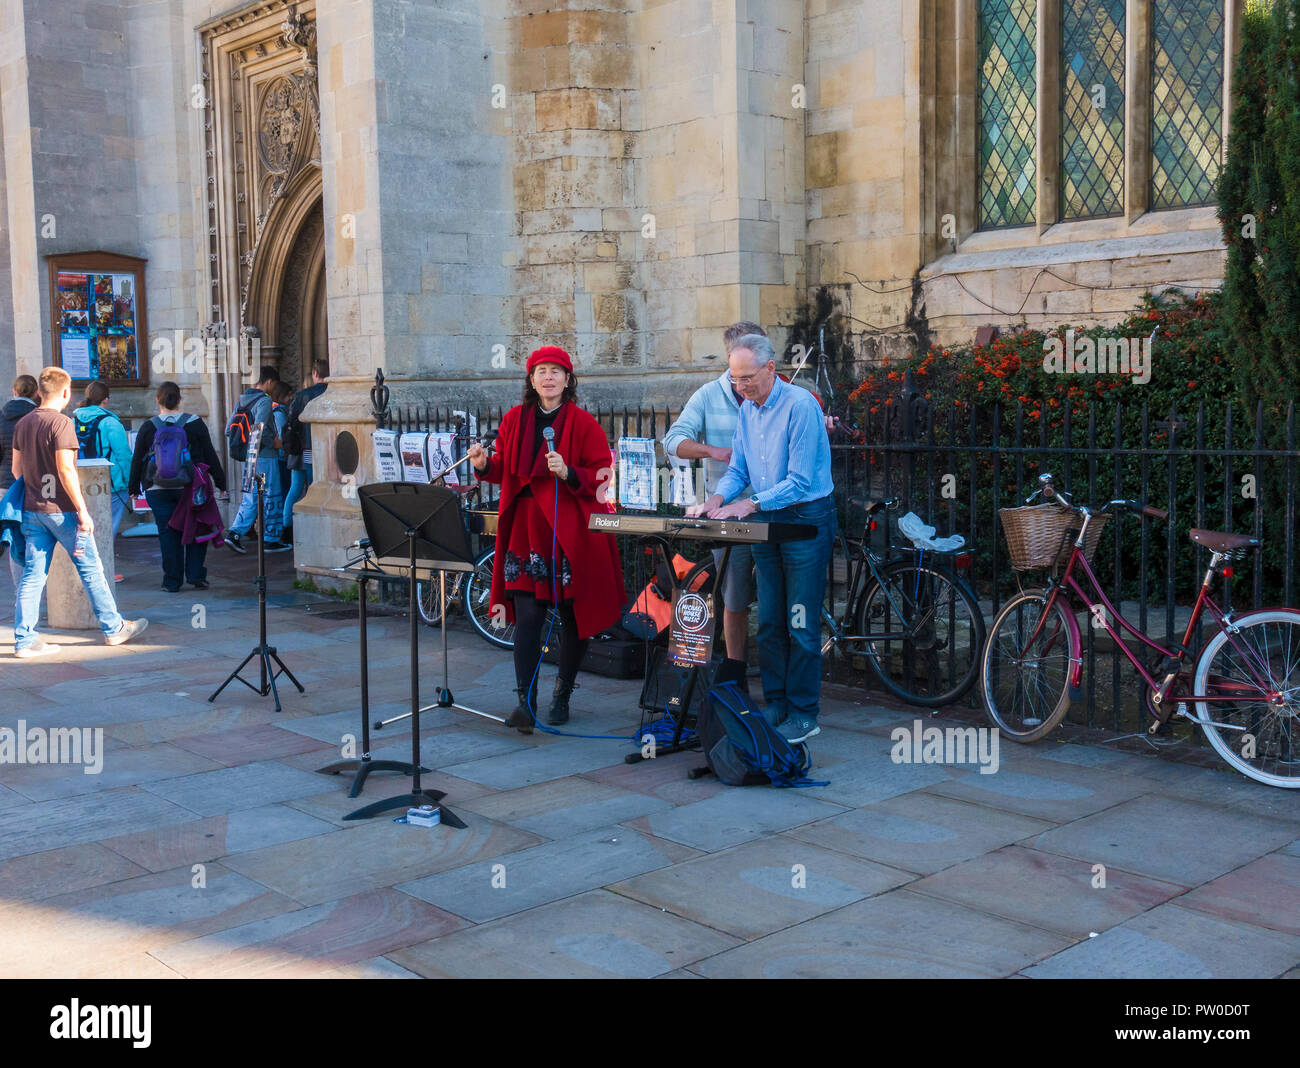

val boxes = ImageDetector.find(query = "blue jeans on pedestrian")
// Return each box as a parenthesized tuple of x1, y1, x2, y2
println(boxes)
(14, 510, 124, 650)
(751, 494, 836, 725)
(282, 464, 311, 529)
(230, 456, 284, 541)
(111, 490, 130, 537)
(145, 488, 208, 590)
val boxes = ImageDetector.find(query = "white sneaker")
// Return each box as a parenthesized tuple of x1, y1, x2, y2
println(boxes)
(14, 640, 57, 659)
(105, 618, 149, 646)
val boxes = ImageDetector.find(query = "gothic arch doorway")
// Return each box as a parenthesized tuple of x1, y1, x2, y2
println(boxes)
(274, 201, 326, 387)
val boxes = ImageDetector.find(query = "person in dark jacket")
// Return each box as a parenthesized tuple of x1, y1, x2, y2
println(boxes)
(128, 381, 227, 592)
(281, 359, 328, 543)
(1, 375, 38, 586)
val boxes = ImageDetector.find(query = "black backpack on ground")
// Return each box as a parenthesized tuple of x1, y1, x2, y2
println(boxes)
(695, 681, 827, 788)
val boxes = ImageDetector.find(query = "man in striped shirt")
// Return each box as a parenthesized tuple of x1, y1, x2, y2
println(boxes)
(662, 322, 766, 661)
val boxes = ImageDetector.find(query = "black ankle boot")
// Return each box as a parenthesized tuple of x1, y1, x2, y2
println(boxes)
(548, 679, 577, 725)
(506, 682, 536, 734)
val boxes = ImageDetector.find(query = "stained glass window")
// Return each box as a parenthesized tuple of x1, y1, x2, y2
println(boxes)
(1060, 0, 1126, 219)
(977, 0, 1038, 229)
(1151, 0, 1224, 208)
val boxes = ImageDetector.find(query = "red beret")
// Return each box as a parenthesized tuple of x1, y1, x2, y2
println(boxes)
(526, 345, 573, 374)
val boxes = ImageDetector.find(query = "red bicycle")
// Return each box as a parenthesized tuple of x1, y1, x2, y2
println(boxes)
(981, 472, 1300, 788)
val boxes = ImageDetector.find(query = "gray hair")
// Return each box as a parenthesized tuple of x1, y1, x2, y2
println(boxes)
(729, 333, 775, 368)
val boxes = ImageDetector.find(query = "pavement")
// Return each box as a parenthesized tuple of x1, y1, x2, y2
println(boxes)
(0, 533, 1298, 979)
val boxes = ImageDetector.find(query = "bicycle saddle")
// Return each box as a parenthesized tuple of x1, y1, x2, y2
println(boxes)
(848, 495, 898, 513)
(1188, 529, 1261, 552)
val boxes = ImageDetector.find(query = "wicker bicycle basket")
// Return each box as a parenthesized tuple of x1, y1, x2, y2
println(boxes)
(998, 504, 1109, 571)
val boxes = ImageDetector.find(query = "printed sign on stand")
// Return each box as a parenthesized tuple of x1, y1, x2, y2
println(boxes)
(668, 588, 714, 667)
(240, 424, 263, 494)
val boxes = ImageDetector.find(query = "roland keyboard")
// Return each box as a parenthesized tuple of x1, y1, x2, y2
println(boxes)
(587, 512, 815, 544)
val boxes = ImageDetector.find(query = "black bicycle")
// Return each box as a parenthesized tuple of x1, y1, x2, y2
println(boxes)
(822, 496, 985, 707)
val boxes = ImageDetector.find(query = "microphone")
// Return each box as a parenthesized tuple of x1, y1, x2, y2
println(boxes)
(542, 426, 555, 452)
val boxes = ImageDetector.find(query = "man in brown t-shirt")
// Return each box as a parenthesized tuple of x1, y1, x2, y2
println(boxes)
(10, 366, 147, 658)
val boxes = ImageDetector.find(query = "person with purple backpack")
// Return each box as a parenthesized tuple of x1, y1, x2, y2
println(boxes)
(128, 381, 227, 592)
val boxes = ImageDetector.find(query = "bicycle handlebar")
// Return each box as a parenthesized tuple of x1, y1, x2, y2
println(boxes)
(1027, 475, 1166, 521)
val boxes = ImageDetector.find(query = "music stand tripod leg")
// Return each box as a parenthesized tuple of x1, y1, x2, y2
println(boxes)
(317, 568, 427, 793)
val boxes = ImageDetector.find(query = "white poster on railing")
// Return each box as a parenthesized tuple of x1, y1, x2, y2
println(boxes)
(426, 431, 459, 486)
(372, 430, 402, 482)
(399, 432, 430, 482)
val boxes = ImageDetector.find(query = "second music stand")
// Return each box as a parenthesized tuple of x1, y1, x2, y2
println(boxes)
(343, 482, 473, 826)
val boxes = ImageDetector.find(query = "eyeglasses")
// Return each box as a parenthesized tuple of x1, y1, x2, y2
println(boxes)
(731, 366, 772, 386)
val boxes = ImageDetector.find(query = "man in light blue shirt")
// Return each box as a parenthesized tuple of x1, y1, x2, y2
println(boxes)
(688, 333, 836, 742)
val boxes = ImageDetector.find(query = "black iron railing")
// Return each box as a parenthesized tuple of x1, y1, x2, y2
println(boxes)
(369, 369, 1300, 733)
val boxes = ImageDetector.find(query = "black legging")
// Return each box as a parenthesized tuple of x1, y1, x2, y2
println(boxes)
(512, 592, 587, 692)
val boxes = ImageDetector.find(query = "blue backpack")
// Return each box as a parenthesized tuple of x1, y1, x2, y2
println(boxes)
(697, 681, 827, 788)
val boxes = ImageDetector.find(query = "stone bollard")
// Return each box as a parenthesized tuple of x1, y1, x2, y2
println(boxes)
(47, 458, 115, 630)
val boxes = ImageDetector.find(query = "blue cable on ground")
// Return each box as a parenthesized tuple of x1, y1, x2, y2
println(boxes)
(517, 469, 642, 742)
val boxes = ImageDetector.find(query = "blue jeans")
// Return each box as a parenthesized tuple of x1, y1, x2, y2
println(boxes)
(751, 494, 836, 724)
(145, 488, 208, 590)
(111, 490, 130, 537)
(230, 457, 284, 541)
(14, 510, 124, 650)
(282, 464, 311, 529)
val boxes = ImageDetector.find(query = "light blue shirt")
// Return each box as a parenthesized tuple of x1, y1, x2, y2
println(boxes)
(661, 370, 750, 496)
(715, 375, 834, 511)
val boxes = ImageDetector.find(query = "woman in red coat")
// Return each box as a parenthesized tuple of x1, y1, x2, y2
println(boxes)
(467, 346, 626, 731)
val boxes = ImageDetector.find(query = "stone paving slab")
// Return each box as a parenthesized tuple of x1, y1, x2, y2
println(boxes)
(398, 825, 700, 922)
(388, 889, 740, 978)
(611, 836, 915, 941)
(152, 887, 467, 979)
(0, 863, 297, 977)
(0, 742, 224, 802)
(802, 755, 960, 808)
(905, 844, 1186, 940)
(581, 751, 727, 805)
(924, 759, 1153, 823)
(638, 787, 847, 853)
(220, 818, 542, 907)
(0, 788, 199, 862)
(99, 804, 340, 872)
(1030, 796, 1300, 886)
(442, 737, 634, 789)
(788, 792, 1053, 875)
(0, 841, 148, 902)
(318, 955, 421, 979)
(142, 760, 352, 817)
(170, 724, 334, 766)
(1175, 852, 1300, 936)
(457, 776, 674, 838)
(1021, 903, 1300, 979)
(691, 889, 1069, 978)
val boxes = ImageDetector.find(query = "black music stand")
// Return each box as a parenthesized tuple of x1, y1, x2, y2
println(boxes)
(209, 472, 305, 712)
(315, 547, 430, 796)
(341, 482, 472, 826)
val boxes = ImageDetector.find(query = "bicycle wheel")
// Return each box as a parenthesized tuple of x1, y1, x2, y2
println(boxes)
(415, 576, 446, 627)
(855, 559, 986, 707)
(463, 548, 513, 649)
(463, 548, 560, 651)
(1191, 609, 1300, 788)
(980, 589, 1073, 741)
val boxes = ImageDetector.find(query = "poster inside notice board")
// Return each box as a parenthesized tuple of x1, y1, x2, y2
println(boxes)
(55, 269, 141, 381)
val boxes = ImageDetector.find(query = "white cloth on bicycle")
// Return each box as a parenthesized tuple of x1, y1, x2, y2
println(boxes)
(898, 511, 966, 552)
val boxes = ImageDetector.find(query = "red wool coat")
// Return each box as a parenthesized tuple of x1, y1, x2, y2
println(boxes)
(476, 402, 626, 639)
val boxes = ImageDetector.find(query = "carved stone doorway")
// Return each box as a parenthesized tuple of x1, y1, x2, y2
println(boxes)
(274, 201, 326, 387)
